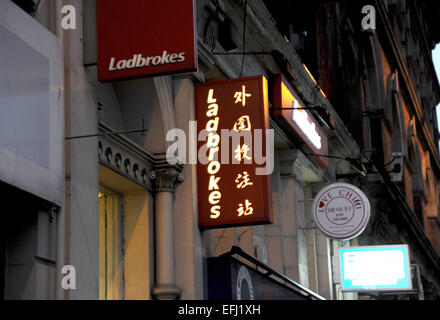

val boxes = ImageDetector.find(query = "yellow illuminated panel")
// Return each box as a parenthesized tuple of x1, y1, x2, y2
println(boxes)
(303, 64, 327, 98)
(263, 76, 269, 115)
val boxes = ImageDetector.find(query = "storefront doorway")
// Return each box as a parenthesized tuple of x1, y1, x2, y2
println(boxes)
(98, 164, 154, 300)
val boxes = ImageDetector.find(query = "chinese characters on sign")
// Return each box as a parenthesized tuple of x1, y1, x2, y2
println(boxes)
(196, 76, 273, 228)
(235, 171, 253, 189)
(234, 85, 252, 106)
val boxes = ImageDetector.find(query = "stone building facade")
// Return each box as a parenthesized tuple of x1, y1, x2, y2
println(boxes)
(301, 0, 440, 299)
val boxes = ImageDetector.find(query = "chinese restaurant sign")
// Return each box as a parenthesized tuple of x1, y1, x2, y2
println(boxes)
(272, 74, 328, 168)
(97, 0, 197, 81)
(312, 183, 371, 240)
(195, 76, 273, 229)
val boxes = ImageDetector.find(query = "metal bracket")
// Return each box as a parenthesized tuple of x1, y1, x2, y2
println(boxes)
(66, 128, 148, 140)
(270, 106, 327, 112)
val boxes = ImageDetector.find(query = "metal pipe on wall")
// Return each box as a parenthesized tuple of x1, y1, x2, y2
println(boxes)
(55, 0, 70, 300)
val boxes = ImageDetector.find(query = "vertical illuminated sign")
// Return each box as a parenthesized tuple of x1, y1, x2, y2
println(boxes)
(272, 74, 328, 168)
(196, 76, 273, 228)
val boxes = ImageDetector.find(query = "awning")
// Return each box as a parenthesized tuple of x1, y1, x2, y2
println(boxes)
(207, 246, 325, 300)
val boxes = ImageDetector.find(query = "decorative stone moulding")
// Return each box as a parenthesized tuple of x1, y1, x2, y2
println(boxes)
(98, 125, 155, 191)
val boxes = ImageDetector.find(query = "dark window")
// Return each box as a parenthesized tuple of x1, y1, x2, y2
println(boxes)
(11, 0, 37, 13)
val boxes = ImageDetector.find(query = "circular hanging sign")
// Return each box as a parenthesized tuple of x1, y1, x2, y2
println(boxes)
(312, 183, 370, 240)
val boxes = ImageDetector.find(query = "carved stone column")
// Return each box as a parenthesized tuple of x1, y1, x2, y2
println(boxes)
(150, 164, 184, 300)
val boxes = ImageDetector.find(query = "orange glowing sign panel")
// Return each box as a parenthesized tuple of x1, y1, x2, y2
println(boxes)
(272, 74, 328, 168)
(195, 76, 273, 229)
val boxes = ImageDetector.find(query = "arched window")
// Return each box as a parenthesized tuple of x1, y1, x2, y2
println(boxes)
(388, 71, 406, 156)
(407, 118, 425, 226)
(407, 118, 420, 176)
(425, 165, 434, 204)
(361, 35, 387, 151)
(362, 36, 386, 112)
(340, 26, 364, 145)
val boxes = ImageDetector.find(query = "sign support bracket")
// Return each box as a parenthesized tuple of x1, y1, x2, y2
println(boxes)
(65, 128, 148, 140)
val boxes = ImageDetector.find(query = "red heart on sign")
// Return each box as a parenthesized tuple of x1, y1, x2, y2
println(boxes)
(319, 201, 325, 208)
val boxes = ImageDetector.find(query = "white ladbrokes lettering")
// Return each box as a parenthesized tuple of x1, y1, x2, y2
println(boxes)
(108, 50, 186, 71)
(205, 89, 222, 219)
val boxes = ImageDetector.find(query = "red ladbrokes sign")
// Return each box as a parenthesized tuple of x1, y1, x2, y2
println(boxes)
(97, 0, 197, 82)
(195, 76, 273, 229)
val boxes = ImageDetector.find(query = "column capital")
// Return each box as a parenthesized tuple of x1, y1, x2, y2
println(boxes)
(150, 166, 184, 193)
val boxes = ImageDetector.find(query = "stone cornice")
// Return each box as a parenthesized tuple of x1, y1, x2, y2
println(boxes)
(98, 123, 155, 191)
(98, 123, 184, 193)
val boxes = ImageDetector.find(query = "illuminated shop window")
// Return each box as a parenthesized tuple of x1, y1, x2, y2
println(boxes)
(99, 187, 123, 300)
